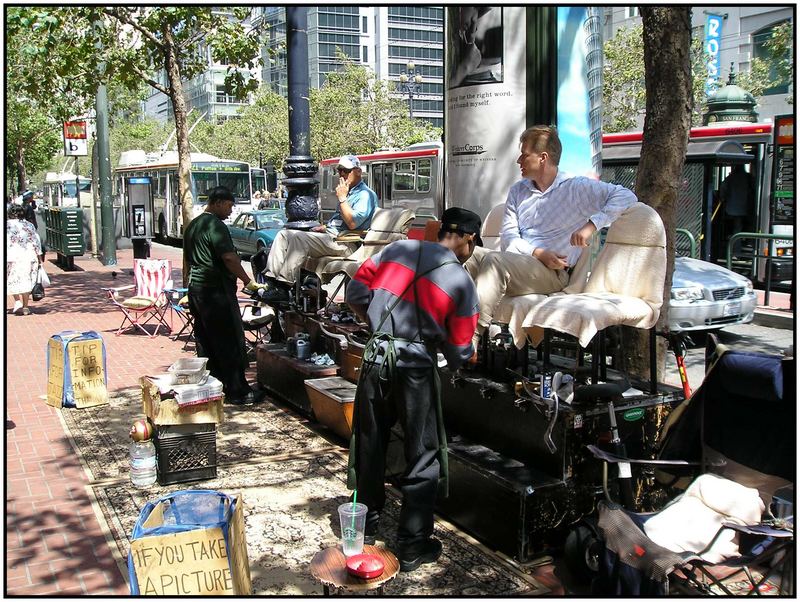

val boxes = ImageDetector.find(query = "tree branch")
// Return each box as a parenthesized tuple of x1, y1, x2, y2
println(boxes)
(103, 7, 164, 50)
(123, 61, 170, 96)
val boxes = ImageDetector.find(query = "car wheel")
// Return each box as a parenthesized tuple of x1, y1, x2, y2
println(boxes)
(564, 522, 602, 584)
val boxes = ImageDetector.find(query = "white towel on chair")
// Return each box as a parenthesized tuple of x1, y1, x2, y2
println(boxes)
(643, 473, 765, 563)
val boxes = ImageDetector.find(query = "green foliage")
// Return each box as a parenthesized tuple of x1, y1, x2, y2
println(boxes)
(6, 97, 62, 194)
(189, 58, 440, 169)
(603, 21, 790, 132)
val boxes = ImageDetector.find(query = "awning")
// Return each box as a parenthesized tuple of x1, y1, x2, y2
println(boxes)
(603, 139, 754, 164)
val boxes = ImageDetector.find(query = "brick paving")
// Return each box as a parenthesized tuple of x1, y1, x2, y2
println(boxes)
(4, 242, 205, 595)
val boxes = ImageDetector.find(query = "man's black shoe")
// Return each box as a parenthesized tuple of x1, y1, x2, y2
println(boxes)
(397, 537, 443, 572)
(262, 284, 291, 307)
(226, 390, 263, 406)
(364, 520, 379, 546)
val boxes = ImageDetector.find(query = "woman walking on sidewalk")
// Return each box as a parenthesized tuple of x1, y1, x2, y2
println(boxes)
(6, 203, 43, 315)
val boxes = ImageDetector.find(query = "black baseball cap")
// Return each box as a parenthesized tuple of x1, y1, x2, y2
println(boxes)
(440, 207, 483, 247)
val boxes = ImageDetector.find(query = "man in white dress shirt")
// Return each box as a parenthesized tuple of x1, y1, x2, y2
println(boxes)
(473, 125, 638, 344)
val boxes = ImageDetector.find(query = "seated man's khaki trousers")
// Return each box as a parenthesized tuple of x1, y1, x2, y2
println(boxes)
(266, 229, 357, 284)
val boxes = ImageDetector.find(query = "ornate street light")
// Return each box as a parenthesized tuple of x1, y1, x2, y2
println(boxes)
(398, 61, 423, 119)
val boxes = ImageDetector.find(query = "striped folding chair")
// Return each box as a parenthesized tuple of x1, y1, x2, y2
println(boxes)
(103, 259, 173, 337)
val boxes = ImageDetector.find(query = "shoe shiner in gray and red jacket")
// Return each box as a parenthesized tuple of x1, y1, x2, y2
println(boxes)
(345, 207, 480, 572)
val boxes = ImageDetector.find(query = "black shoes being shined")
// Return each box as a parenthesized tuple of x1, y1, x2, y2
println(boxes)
(226, 388, 266, 406)
(397, 537, 443, 573)
(261, 279, 291, 307)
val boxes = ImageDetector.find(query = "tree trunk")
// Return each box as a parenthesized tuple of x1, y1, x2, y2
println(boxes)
(16, 140, 27, 193)
(624, 6, 692, 381)
(163, 23, 194, 235)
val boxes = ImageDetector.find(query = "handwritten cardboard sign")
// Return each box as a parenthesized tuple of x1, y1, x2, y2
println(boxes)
(130, 493, 251, 596)
(47, 333, 108, 408)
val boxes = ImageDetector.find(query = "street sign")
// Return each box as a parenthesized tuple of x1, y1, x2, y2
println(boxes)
(63, 120, 88, 156)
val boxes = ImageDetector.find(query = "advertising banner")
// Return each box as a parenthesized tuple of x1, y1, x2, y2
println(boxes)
(445, 6, 527, 218)
(705, 14, 724, 96)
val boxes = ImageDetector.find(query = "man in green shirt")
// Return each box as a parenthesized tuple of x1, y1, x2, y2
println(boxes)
(183, 186, 265, 405)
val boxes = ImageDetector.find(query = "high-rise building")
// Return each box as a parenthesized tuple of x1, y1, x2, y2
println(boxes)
(604, 6, 792, 124)
(142, 8, 261, 125)
(238, 7, 445, 128)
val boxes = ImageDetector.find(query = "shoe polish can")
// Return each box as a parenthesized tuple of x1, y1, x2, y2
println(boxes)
(295, 338, 311, 360)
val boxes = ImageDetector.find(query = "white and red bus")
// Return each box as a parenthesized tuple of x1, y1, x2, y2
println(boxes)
(318, 142, 443, 230)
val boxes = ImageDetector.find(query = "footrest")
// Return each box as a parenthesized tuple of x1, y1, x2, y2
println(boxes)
(305, 376, 357, 440)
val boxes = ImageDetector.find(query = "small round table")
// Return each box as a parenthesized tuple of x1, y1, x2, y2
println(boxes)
(310, 544, 400, 596)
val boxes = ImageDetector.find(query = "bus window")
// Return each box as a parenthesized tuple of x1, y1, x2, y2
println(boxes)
(193, 171, 217, 204)
(217, 171, 251, 203)
(394, 161, 415, 192)
(156, 173, 167, 197)
(417, 159, 431, 193)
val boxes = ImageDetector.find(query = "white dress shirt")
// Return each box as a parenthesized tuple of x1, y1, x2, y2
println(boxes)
(500, 171, 638, 266)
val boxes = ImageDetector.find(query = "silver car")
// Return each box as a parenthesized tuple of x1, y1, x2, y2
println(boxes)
(669, 256, 757, 332)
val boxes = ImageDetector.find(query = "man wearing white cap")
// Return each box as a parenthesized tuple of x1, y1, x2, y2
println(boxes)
(262, 154, 377, 304)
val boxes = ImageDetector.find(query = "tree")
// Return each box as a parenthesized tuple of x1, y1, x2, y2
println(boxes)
(189, 57, 440, 171)
(6, 98, 62, 196)
(7, 7, 263, 232)
(602, 20, 785, 132)
(623, 7, 692, 380)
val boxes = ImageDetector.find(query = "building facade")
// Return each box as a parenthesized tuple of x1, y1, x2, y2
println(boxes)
(603, 6, 793, 125)
(220, 7, 444, 128)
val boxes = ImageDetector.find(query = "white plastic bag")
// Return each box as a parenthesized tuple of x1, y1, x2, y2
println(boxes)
(37, 265, 51, 287)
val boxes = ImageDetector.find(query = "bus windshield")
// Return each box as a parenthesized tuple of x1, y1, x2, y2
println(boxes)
(191, 169, 252, 205)
(63, 180, 91, 197)
(251, 168, 266, 194)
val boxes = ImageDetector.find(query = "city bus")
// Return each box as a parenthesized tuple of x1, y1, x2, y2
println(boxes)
(42, 171, 92, 208)
(113, 150, 254, 239)
(251, 166, 267, 196)
(318, 141, 443, 228)
(601, 122, 791, 282)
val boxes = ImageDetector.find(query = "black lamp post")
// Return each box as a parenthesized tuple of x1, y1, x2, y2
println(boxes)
(283, 7, 319, 228)
(398, 61, 423, 119)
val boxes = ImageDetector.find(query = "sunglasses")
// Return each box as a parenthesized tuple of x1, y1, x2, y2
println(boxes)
(337, 167, 353, 175)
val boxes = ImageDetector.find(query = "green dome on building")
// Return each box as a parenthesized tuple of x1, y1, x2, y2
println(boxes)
(703, 65, 759, 125)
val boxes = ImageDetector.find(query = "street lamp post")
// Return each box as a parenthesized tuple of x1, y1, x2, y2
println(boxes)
(283, 6, 319, 228)
(398, 61, 423, 119)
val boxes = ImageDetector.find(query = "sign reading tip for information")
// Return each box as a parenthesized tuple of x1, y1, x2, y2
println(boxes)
(63, 120, 88, 156)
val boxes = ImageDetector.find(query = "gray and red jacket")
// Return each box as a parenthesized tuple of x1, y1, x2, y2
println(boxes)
(346, 239, 479, 370)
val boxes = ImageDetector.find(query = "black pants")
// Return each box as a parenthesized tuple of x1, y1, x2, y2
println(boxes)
(355, 364, 440, 553)
(188, 280, 250, 399)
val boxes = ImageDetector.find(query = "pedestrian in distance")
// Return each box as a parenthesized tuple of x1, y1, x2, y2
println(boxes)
(345, 207, 481, 572)
(6, 203, 44, 316)
(21, 190, 37, 229)
(261, 154, 378, 305)
(471, 125, 638, 347)
(182, 185, 267, 405)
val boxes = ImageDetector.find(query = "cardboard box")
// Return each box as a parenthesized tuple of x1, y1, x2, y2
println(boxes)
(129, 493, 251, 595)
(47, 331, 109, 408)
(140, 376, 224, 426)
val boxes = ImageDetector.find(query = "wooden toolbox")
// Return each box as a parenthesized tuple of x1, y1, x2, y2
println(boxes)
(304, 376, 357, 440)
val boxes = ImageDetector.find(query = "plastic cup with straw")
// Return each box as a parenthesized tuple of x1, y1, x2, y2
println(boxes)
(338, 491, 367, 556)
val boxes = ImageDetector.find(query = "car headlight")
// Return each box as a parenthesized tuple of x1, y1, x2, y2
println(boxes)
(671, 286, 704, 301)
(744, 279, 754, 293)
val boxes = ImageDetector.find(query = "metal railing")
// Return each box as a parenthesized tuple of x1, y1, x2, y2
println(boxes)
(727, 232, 794, 307)
(676, 228, 698, 259)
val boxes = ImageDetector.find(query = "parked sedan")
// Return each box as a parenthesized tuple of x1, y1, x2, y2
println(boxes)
(669, 256, 757, 332)
(227, 210, 286, 258)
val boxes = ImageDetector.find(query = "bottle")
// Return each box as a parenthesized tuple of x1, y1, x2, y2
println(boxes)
(130, 440, 157, 487)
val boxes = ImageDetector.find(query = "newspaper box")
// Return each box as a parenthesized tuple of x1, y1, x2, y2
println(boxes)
(46, 331, 108, 408)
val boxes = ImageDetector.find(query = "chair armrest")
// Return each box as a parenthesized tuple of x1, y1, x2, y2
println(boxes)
(101, 284, 136, 293)
(360, 240, 393, 247)
(586, 444, 700, 466)
(720, 521, 794, 538)
(335, 231, 367, 243)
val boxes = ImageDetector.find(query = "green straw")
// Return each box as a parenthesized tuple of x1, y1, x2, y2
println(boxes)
(351, 490, 357, 531)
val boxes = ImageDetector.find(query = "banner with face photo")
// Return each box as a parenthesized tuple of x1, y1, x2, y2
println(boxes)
(445, 7, 599, 219)
(445, 6, 526, 219)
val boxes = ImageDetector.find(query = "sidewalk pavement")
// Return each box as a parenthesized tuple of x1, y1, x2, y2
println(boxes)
(753, 289, 793, 330)
(5, 243, 204, 595)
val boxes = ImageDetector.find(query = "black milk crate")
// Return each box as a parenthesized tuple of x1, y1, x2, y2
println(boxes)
(154, 423, 217, 486)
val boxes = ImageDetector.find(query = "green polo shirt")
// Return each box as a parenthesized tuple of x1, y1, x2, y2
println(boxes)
(183, 212, 236, 287)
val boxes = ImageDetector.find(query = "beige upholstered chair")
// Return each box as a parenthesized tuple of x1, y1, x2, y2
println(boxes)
(303, 207, 416, 281)
(493, 203, 666, 348)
